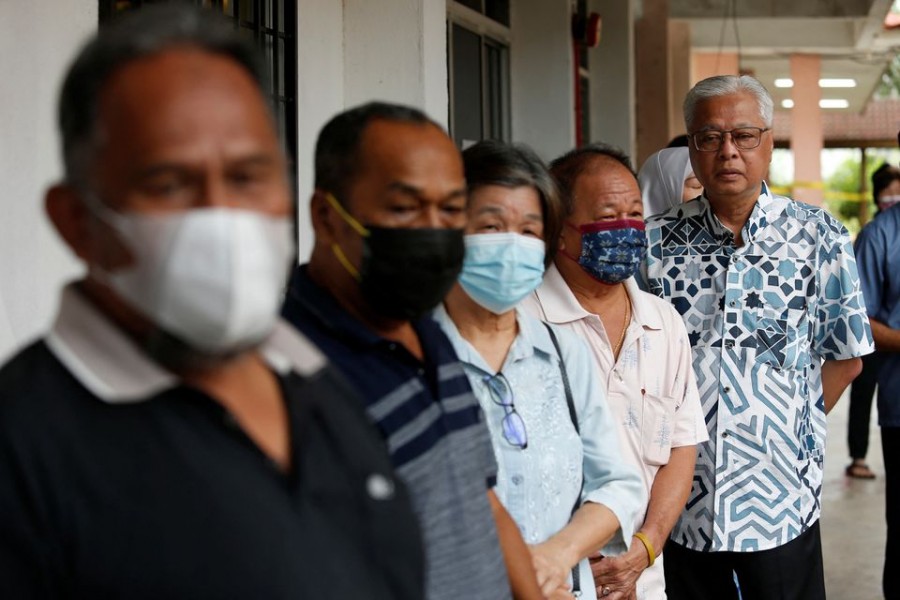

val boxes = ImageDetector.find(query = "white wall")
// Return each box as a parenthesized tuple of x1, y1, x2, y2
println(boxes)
(0, 0, 95, 363)
(296, 0, 345, 260)
(510, 0, 575, 161)
(295, 0, 449, 261)
(589, 0, 636, 158)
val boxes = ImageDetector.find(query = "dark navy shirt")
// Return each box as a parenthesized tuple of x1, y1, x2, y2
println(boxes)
(282, 266, 510, 600)
(0, 286, 423, 599)
(855, 204, 900, 426)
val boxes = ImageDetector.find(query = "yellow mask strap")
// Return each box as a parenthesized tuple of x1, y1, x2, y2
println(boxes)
(331, 242, 361, 280)
(325, 192, 369, 238)
(325, 192, 367, 281)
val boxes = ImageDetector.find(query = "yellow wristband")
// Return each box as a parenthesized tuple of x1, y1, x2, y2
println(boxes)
(633, 532, 656, 567)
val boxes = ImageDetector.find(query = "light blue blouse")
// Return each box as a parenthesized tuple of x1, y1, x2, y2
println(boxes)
(433, 305, 645, 599)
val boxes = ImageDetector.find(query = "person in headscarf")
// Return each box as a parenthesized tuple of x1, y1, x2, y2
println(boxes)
(638, 147, 702, 219)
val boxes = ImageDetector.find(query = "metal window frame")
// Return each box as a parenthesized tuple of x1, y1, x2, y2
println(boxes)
(98, 0, 298, 195)
(447, 2, 512, 144)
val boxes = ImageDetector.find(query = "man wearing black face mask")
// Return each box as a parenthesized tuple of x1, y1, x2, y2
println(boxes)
(281, 102, 546, 600)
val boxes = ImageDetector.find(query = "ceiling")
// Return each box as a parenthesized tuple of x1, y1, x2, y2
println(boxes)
(670, 0, 900, 113)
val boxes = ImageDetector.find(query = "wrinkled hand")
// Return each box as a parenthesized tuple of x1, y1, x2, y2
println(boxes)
(528, 542, 574, 598)
(589, 545, 647, 600)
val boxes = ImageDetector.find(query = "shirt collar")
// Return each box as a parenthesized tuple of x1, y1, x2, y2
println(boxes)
(701, 181, 774, 246)
(535, 264, 662, 330)
(625, 278, 663, 331)
(285, 266, 385, 348)
(431, 303, 557, 373)
(286, 265, 452, 360)
(533, 264, 594, 325)
(46, 283, 326, 404)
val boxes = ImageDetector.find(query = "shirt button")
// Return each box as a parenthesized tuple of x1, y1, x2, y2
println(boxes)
(729, 300, 737, 307)
(512, 475, 523, 485)
(722, 431, 729, 438)
(366, 474, 396, 501)
(723, 386, 731, 393)
(388, 343, 397, 351)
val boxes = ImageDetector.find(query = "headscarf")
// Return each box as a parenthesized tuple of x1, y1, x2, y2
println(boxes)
(638, 147, 694, 219)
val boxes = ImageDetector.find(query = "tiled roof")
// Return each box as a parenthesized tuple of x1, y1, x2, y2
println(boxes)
(774, 98, 900, 144)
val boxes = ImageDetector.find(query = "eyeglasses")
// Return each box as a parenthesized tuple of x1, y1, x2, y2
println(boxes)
(483, 372, 528, 449)
(689, 127, 770, 152)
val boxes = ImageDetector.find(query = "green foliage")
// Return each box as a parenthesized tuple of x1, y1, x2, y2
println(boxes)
(824, 155, 882, 236)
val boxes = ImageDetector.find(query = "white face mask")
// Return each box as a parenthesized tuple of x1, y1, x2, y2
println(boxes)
(879, 195, 900, 211)
(91, 204, 293, 356)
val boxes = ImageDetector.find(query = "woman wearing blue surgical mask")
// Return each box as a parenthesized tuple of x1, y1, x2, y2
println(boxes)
(433, 140, 644, 600)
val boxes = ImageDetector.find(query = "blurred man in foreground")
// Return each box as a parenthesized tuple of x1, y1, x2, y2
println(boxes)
(0, 7, 422, 598)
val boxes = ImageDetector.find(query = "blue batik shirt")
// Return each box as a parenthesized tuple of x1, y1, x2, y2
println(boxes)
(643, 182, 874, 553)
(854, 204, 900, 426)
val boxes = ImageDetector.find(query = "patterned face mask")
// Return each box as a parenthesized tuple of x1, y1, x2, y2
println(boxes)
(564, 219, 647, 284)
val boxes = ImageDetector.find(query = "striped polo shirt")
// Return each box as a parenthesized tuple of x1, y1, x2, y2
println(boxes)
(282, 266, 510, 600)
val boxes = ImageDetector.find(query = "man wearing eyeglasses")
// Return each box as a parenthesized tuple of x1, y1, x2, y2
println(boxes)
(642, 75, 874, 600)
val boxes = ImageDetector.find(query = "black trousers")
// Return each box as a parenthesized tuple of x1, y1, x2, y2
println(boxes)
(884, 426, 900, 599)
(848, 353, 883, 460)
(665, 522, 825, 600)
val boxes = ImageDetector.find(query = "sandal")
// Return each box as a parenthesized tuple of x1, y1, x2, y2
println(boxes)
(845, 462, 876, 479)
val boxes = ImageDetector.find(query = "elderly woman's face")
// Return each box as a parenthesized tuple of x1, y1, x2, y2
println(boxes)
(466, 184, 544, 240)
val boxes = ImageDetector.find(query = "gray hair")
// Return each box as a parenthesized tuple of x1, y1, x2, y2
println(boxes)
(683, 75, 774, 132)
(463, 140, 563, 267)
(58, 4, 270, 186)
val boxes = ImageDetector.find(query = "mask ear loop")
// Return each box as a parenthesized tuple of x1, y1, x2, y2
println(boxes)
(560, 221, 585, 263)
(325, 192, 369, 281)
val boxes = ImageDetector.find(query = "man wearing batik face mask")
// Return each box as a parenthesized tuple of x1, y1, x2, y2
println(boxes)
(0, 6, 424, 598)
(281, 102, 545, 600)
(522, 143, 706, 600)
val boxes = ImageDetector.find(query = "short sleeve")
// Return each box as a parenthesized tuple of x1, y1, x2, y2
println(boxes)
(813, 219, 875, 360)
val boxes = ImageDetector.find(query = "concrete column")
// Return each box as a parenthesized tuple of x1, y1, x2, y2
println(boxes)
(510, 0, 574, 161)
(635, 0, 670, 165)
(790, 54, 823, 206)
(691, 52, 739, 84)
(297, 0, 344, 260)
(588, 0, 635, 158)
(668, 20, 691, 141)
(0, 0, 93, 363)
(296, 0, 448, 260)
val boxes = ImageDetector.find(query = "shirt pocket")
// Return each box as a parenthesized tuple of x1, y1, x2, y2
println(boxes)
(754, 305, 811, 370)
(641, 392, 676, 466)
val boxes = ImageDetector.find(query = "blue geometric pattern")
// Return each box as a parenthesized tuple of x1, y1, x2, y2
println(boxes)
(574, 220, 647, 284)
(644, 185, 874, 552)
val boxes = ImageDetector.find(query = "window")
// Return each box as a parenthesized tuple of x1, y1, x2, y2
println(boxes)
(99, 1, 298, 184)
(447, 2, 511, 147)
